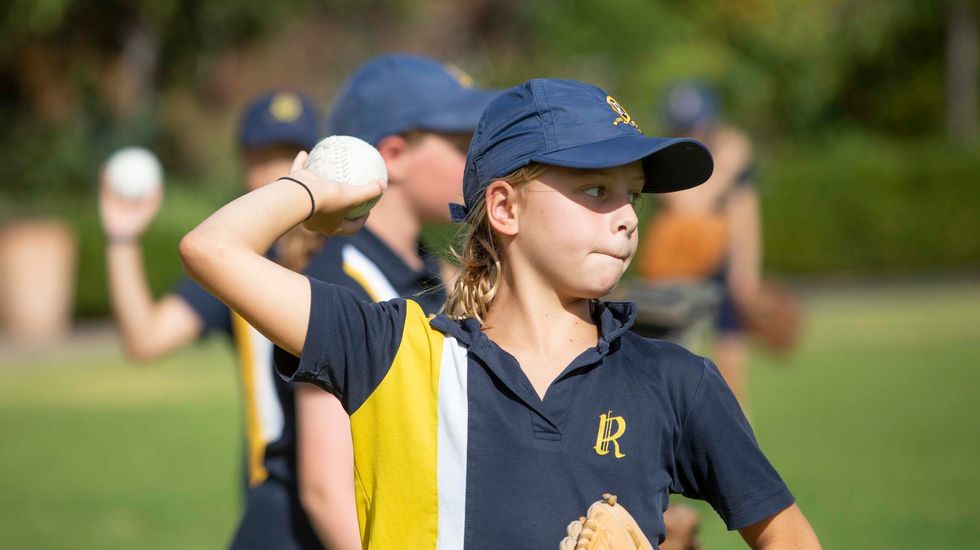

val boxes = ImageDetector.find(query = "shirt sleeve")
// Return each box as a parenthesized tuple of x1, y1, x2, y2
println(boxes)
(671, 358, 795, 530)
(273, 276, 409, 412)
(173, 276, 231, 337)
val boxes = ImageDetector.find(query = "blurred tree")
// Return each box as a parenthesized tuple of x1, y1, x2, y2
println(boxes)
(511, 0, 964, 139)
(1, 0, 970, 203)
(0, 0, 976, 294)
(0, 0, 316, 202)
(946, 0, 978, 144)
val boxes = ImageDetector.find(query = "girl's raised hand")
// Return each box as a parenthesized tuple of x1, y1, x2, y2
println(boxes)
(285, 151, 386, 237)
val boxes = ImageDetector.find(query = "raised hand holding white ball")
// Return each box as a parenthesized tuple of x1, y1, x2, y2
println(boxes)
(104, 147, 163, 200)
(304, 136, 387, 219)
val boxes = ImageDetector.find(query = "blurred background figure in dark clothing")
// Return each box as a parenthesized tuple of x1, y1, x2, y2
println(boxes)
(637, 82, 762, 406)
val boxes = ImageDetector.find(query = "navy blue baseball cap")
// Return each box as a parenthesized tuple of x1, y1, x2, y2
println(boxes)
(452, 78, 713, 222)
(326, 54, 499, 146)
(239, 91, 320, 151)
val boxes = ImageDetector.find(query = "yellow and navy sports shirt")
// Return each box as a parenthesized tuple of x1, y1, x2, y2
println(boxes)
(275, 278, 795, 548)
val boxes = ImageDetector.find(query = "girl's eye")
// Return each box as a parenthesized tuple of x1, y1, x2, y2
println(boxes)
(629, 192, 644, 207)
(584, 186, 606, 199)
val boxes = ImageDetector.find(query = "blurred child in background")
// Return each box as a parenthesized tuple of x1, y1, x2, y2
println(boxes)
(293, 54, 497, 548)
(99, 91, 325, 548)
(638, 82, 761, 405)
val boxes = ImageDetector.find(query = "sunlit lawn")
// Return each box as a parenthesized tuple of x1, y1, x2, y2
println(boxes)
(0, 340, 241, 549)
(1, 282, 979, 548)
(689, 281, 980, 549)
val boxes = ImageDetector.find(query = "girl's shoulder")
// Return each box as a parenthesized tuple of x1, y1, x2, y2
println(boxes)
(618, 330, 706, 367)
(595, 299, 709, 388)
(614, 331, 712, 396)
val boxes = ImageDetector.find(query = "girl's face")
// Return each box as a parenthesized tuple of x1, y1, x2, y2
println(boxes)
(511, 162, 644, 300)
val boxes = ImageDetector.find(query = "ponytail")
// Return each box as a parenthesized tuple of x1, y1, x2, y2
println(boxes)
(444, 163, 549, 324)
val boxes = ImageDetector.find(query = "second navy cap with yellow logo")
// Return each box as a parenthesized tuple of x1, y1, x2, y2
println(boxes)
(453, 78, 714, 221)
(239, 91, 320, 151)
(326, 54, 499, 146)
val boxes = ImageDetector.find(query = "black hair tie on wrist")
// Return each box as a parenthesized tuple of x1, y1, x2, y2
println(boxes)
(278, 176, 316, 221)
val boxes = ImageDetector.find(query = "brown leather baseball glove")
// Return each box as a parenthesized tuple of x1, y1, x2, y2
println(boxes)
(559, 494, 655, 550)
(741, 281, 804, 353)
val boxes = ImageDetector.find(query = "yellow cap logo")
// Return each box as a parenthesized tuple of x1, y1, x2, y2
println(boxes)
(269, 93, 303, 123)
(606, 95, 639, 130)
(444, 63, 474, 88)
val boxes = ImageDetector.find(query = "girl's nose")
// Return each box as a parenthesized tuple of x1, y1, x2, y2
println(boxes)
(616, 201, 639, 236)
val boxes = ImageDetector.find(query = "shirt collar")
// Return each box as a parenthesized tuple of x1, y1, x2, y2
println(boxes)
(429, 300, 637, 420)
(429, 299, 637, 355)
(595, 300, 637, 354)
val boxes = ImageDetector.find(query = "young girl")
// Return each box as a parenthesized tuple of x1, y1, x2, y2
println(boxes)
(181, 78, 820, 549)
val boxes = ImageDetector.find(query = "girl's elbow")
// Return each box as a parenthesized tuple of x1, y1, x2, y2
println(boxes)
(123, 341, 160, 362)
(123, 334, 175, 363)
(179, 230, 217, 279)
(743, 505, 821, 550)
(300, 481, 361, 550)
(299, 480, 328, 513)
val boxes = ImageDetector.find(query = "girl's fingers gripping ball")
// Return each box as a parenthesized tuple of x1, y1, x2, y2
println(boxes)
(291, 150, 309, 172)
(303, 136, 387, 219)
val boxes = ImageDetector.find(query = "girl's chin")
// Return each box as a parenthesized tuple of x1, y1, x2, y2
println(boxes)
(575, 277, 624, 300)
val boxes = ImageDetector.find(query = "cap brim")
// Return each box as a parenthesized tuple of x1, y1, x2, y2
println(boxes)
(532, 135, 713, 193)
(417, 89, 501, 134)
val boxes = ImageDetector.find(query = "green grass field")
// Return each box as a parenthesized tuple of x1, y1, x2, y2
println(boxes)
(1, 282, 979, 548)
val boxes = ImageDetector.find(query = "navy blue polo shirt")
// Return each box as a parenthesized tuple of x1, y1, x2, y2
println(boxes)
(274, 278, 794, 548)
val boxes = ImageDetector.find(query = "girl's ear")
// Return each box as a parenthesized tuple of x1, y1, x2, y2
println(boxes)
(375, 135, 409, 183)
(485, 180, 520, 236)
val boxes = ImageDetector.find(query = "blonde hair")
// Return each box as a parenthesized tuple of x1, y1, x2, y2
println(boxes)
(444, 163, 549, 324)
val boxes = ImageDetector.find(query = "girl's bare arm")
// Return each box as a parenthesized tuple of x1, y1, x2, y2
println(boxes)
(179, 152, 385, 355)
(296, 386, 361, 549)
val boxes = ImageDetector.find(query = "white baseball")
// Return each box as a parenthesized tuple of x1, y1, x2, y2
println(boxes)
(304, 136, 387, 219)
(105, 147, 163, 200)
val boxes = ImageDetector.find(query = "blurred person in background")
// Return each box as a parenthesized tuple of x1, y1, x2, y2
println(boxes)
(293, 54, 497, 549)
(99, 91, 325, 549)
(637, 82, 761, 407)
(636, 81, 761, 550)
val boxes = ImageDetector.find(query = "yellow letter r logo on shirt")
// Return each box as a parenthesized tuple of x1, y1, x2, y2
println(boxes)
(594, 410, 627, 458)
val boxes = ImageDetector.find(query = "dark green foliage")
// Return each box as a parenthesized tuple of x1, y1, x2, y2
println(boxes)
(761, 136, 980, 274)
(0, 0, 977, 318)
